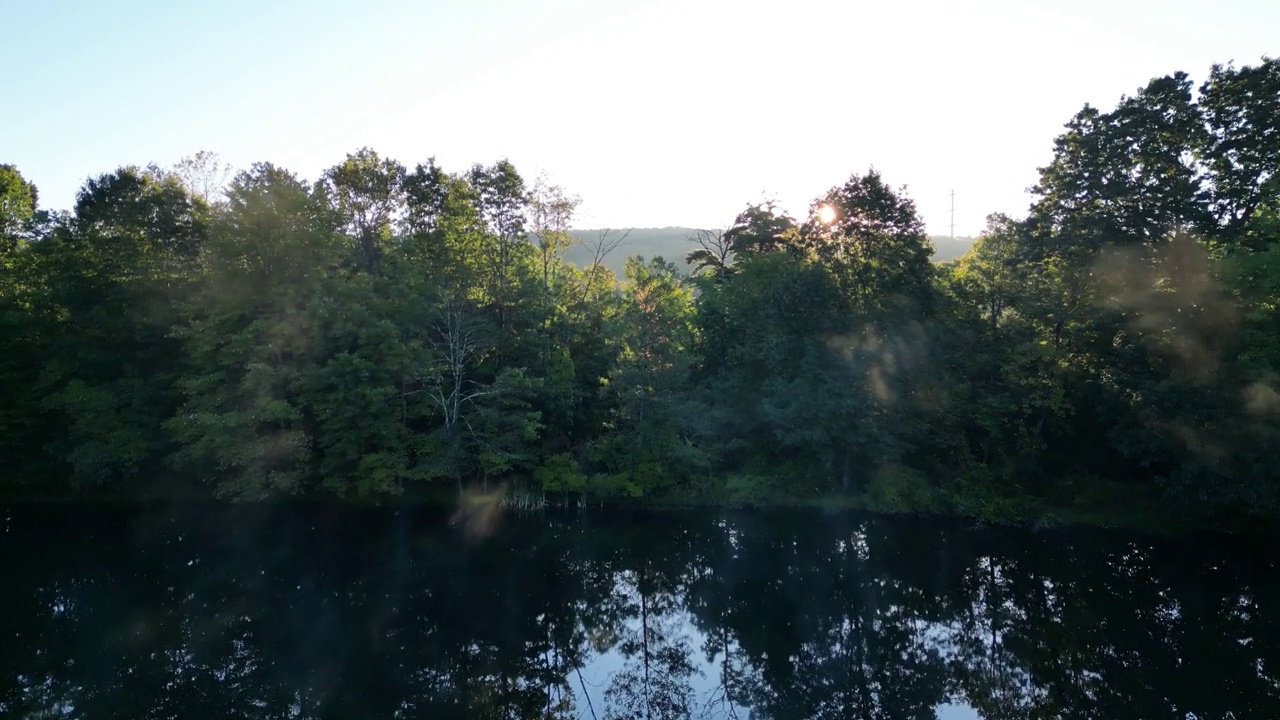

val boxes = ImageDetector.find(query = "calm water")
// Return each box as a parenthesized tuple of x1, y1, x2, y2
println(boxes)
(1, 503, 1277, 719)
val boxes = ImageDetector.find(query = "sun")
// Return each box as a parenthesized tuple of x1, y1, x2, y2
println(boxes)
(816, 204, 837, 224)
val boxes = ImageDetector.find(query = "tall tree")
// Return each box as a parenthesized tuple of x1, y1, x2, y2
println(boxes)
(322, 147, 407, 272)
(30, 167, 208, 486)
(0, 164, 37, 251)
(592, 256, 700, 498)
(172, 150, 233, 206)
(802, 169, 936, 317)
(1028, 73, 1208, 256)
(0, 165, 46, 485)
(469, 159, 529, 332)
(722, 201, 798, 257)
(527, 173, 580, 291)
(168, 163, 338, 499)
(402, 158, 451, 236)
(1198, 57, 1280, 246)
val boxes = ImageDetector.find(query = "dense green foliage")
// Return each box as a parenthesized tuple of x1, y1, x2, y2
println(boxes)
(2, 59, 1278, 523)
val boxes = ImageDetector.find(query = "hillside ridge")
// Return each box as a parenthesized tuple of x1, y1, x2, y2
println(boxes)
(566, 227, 975, 275)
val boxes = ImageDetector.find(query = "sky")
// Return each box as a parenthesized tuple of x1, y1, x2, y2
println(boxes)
(2, 0, 1277, 237)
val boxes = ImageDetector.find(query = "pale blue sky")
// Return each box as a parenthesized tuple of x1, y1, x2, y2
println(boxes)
(2, 0, 1276, 235)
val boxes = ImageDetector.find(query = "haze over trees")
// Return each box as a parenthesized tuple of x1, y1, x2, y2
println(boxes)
(1, 57, 1278, 523)
(564, 228, 977, 276)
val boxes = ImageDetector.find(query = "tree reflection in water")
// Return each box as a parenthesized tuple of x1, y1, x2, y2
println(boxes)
(1, 504, 1277, 719)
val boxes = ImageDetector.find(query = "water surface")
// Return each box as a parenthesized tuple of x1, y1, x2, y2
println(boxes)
(1, 503, 1276, 719)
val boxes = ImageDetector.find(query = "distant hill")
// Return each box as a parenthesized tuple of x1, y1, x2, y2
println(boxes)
(565, 228, 703, 275)
(931, 235, 977, 262)
(566, 227, 975, 276)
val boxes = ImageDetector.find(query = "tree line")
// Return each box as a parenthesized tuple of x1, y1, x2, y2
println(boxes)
(1, 58, 1277, 521)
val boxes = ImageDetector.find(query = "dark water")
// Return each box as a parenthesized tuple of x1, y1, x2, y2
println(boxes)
(1, 503, 1278, 719)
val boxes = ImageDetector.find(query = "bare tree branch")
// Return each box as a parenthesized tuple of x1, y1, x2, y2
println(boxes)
(579, 228, 631, 305)
(685, 228, 733, 281)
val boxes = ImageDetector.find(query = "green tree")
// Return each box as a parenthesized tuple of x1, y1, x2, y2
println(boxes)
(168, 163, 338, 499)
(300, 271, 437, 497)
(0, 165, 48, 486)
(0, 163, 37, 251)
(722, 200, 798, 257)
(590, 256, 700, 498)
(527, 173, 579, 291)
(468, 159, 529, 335)
(420, 303, 541, 489)
(1028, 72, 1208, 256)
(321, 147, 407, 272)
(802, 169, 936, 317)
(31, 167, 208, 487)
(1198, 57, 1280, 246)
(938, 215, 1072, 485)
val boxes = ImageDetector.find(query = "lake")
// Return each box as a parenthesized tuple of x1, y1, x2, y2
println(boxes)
(1, 502, 1276, 719)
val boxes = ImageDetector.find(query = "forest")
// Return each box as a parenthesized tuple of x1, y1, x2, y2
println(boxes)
(1, 58, 1278, 526)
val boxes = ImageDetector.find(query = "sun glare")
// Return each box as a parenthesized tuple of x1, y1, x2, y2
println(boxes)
(817, 204, 837, 224)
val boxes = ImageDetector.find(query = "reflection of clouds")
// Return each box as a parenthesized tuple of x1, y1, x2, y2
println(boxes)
(574, 613, 738, 720)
